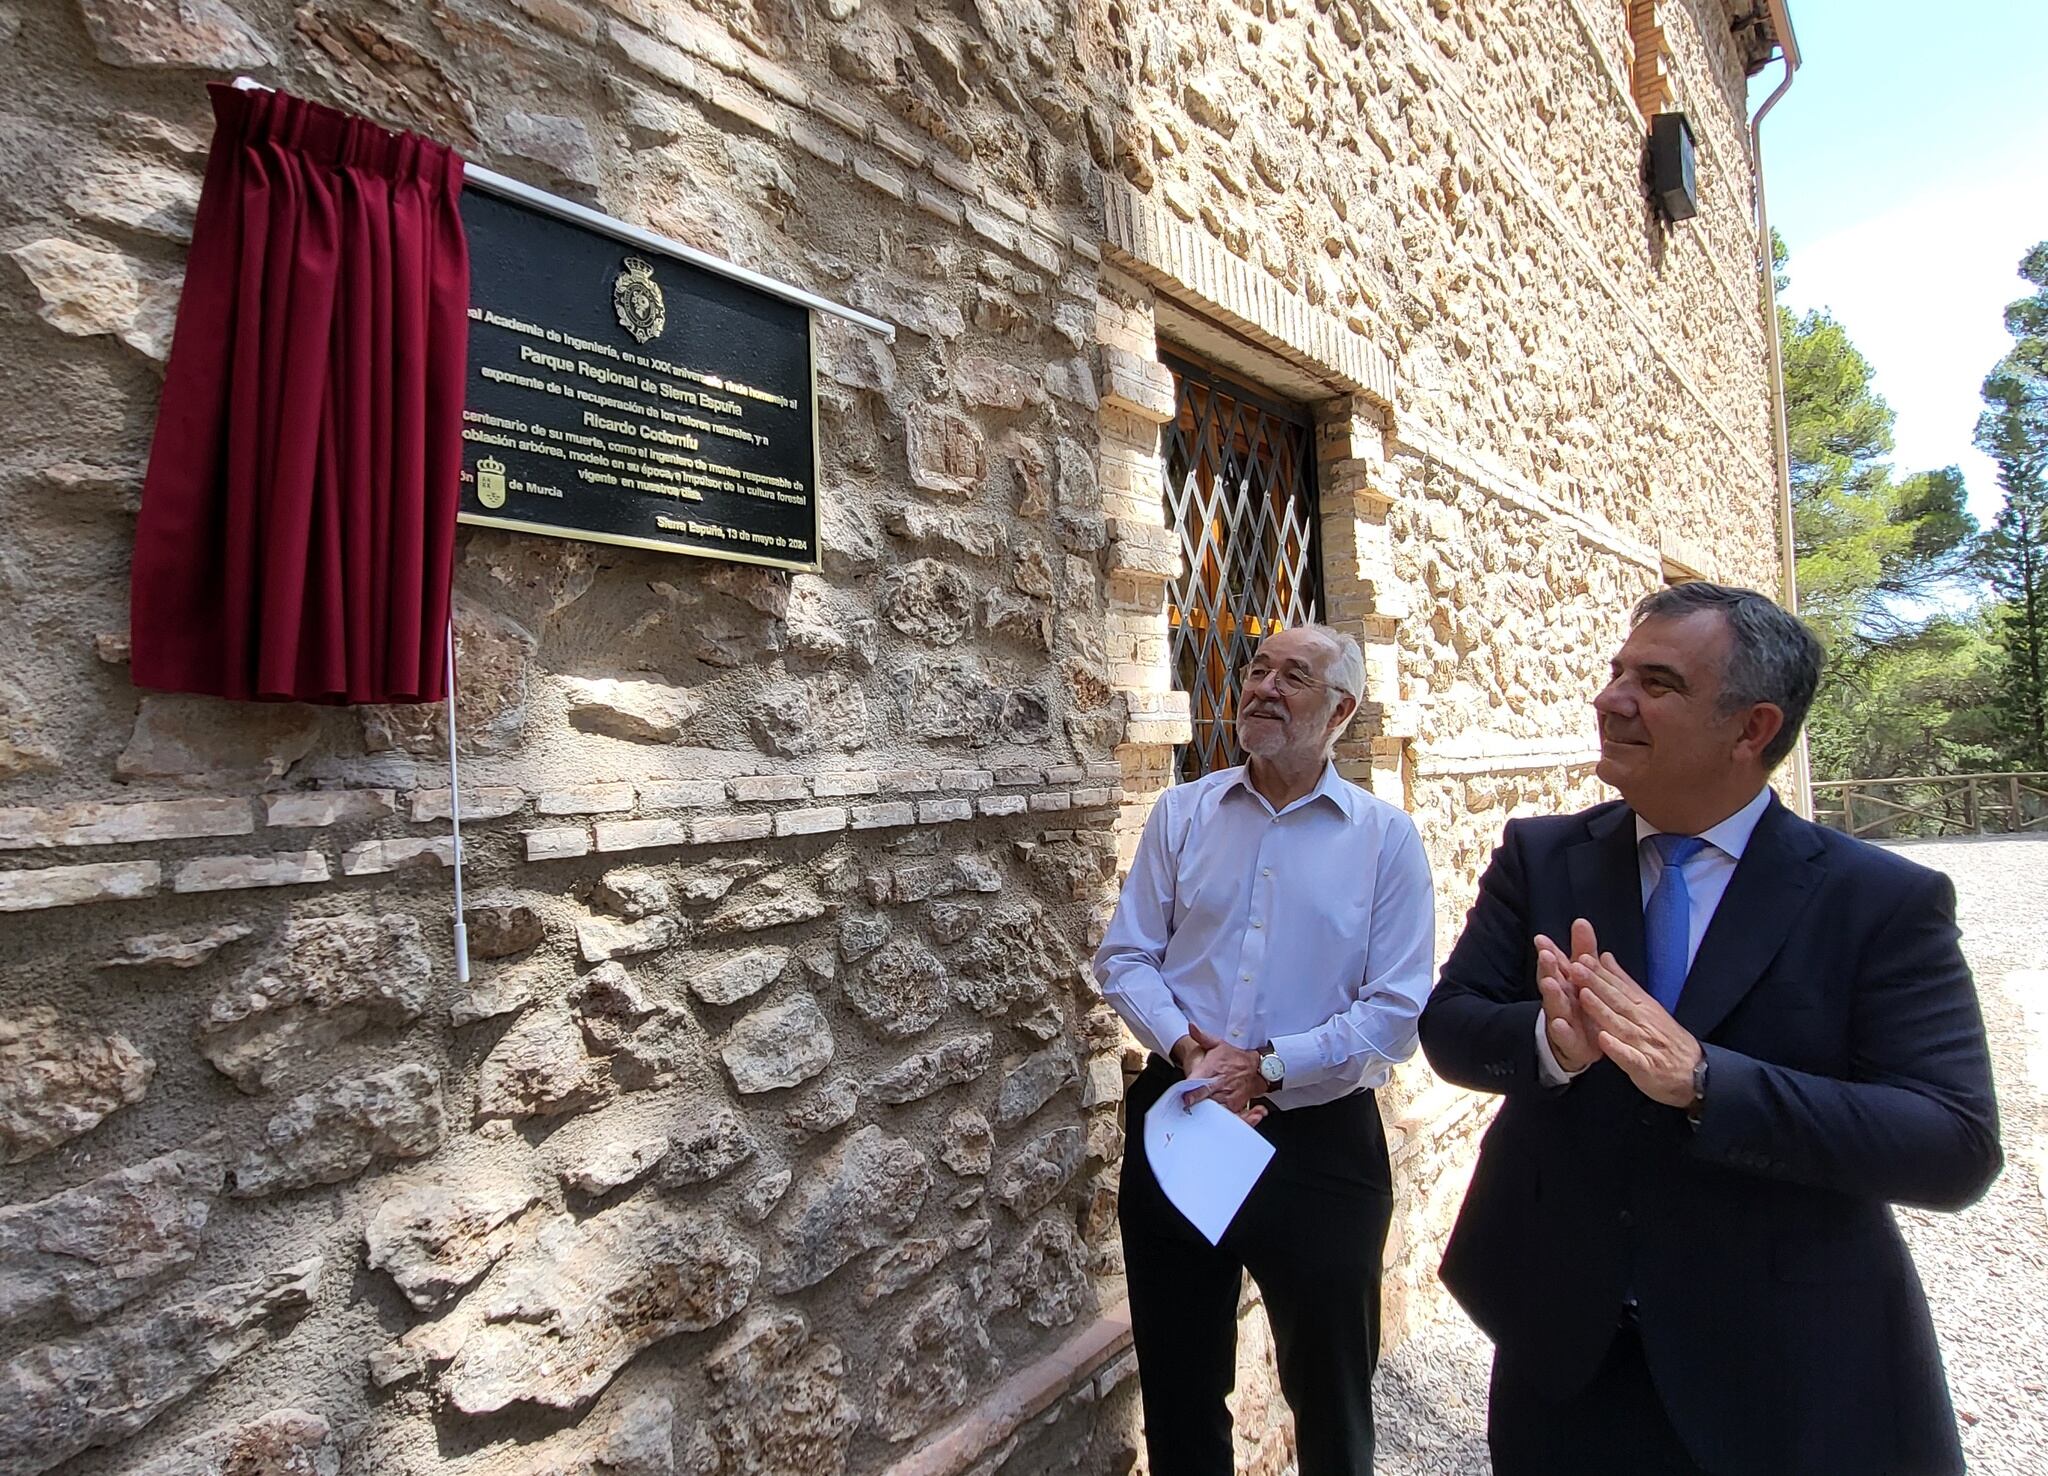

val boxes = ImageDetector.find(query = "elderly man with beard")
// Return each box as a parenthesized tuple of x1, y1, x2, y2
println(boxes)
(1094, 622, 1435, 1476)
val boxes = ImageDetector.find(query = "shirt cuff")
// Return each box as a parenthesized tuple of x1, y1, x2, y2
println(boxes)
(1533, 1011, 1589, 1087)
(1146, 1006, 1194, 1068)
(1266, 1029, 1327, 1090)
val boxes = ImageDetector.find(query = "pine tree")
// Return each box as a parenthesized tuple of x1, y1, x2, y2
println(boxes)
(1974, 242, 2048, 766)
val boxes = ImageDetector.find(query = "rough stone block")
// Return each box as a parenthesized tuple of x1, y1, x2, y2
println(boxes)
(229, 1066, 445, 1197)
(525, 827, 592, 860)
(261, 791, 395, 829)
(0, 860, 161, 912)
(638, 778, 728, 809)
(876, 768, 941, 793)
(199, 914, 432, 1091)
(939, 768, 994, 792)
(561, 675, 704, 743)
(866, 1033, 993, 1105)
(977, 794, 1027, 817)
(917, 799, 972, 825)
(774, 806, 848, 837)
(904, 404, 986, 498)
(593, 818, 690, 853)
(730, 774, 808, 803)
(97, 923, 254, 970)
(766, 1126, 929, 1293)
(440, 1201, 756, 1415)
(0, 1260, 320, 1476)
(0, 797, 253, 850)
(409, 786, 526, 822)
(339, 837, 455, 875)
(122, 1408, 337, 1476)
(364, 1179, 541, 1311)
(850, 802, 916, 830)
(171, 852, 329, 894)
(721, 994, 835, 1093)
(116, 696, 319, 784)
(576, 913, 681, 964)
(810, 771, 879, 798)
(688, 815, 774, 845)
(75, 0, 278, 69)
(1100, 345, 1177, 423)
(535, 782, 637, 815)
(0, 1009, 153, 1164)
(0, 1147, 220, 1324)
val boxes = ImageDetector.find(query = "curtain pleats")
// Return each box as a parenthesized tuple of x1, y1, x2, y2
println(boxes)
(130, 83, 469, 704)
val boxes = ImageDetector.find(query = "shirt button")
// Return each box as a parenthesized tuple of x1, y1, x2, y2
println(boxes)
(1241, 973, 1250, 981)
(1261, 867, 1272, 876)
(1251, 919, 1263, 929)
(1230, 1028, 1243, 1039)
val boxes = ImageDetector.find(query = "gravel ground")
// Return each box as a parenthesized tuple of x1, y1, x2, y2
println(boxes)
(1370, 833, 2048, 1476)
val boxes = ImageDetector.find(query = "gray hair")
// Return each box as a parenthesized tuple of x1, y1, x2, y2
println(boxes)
(1632, 582, 1824, 768)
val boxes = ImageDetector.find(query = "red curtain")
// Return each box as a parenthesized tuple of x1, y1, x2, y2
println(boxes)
(130, 84, 469, 705)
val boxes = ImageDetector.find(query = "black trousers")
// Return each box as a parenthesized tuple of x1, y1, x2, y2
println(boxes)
(1120, 1056, 1394, 1476)
(1488, 1320, 1709, 1476)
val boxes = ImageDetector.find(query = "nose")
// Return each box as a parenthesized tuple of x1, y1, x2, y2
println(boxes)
(1592, 677, 1629, 717)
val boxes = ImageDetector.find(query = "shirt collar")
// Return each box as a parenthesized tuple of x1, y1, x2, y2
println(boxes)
(1634, 785, 1773, 861)
(1224, 760, 1360, 819)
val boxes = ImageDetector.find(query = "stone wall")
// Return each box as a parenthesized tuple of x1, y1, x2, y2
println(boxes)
(0, 1, 1782, 1474)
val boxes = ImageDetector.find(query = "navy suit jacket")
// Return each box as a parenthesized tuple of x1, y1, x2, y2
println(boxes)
(1419, 795, 2000, 1476)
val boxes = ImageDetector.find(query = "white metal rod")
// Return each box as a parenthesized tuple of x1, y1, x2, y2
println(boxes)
(444, 621, 470, 986)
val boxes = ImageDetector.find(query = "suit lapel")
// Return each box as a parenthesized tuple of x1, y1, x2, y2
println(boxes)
(1565, 805, 1649, 987)
(1674, 796, 1827, 1039)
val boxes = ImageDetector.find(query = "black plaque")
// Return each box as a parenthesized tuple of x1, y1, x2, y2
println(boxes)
(456, 182, 819, 571)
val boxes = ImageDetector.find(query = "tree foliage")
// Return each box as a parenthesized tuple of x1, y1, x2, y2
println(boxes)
(1975, 240, 2048, 767)
(1775, 234, 1988, 781)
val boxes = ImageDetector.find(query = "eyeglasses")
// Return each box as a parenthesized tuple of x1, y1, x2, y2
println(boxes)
(1236, 659, 1328, 696)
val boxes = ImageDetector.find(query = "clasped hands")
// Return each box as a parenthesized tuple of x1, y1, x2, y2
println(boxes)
(1535, 918, 1702, 1109)
(1173, 1024, 1270, 1126)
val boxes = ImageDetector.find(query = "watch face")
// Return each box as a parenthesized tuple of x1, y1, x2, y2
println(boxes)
(1260, 1054, 1283, 1082)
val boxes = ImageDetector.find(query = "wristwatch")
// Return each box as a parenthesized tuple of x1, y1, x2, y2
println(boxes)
(1686, 1053, 1709, 1126)
(1257, 1046, 1285, 1090)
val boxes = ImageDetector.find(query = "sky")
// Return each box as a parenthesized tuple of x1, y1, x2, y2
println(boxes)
(1753, 0, 2048, 528)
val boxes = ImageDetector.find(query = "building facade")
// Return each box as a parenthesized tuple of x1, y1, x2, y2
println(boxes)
(0, 2, 1787, 1473)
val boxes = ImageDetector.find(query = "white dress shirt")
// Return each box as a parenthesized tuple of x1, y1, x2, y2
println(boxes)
(1535, 785, 1772, 1084)
(1093, 761, 1436, 1108)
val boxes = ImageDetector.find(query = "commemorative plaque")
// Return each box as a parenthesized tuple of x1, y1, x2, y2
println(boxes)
(457, 181, 820, 571)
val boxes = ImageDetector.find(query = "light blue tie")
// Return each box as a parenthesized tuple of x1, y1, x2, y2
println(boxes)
(1644, 833, 1708, 1013)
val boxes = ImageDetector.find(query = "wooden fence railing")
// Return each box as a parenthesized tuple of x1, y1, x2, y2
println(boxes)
(1810, 772, 2048, 840)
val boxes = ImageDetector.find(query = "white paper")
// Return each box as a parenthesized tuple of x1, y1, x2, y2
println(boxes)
(1142, 1078, 1277, 1246)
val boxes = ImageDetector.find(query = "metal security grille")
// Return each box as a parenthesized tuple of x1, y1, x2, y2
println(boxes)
(1161, 352, 1323, 782)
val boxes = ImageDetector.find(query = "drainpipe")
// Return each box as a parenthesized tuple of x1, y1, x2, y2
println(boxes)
(1750, 2, 1805, 807)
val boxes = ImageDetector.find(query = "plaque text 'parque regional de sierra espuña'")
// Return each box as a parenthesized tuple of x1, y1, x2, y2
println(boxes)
(456, 182, 820, 572)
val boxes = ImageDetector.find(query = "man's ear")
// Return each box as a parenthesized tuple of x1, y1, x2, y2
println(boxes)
(1327, 692, 1359, 738)
(1733, 702, 1785, 765)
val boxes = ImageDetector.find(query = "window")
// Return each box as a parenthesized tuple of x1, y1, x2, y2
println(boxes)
(1160, 351, 1324, 782)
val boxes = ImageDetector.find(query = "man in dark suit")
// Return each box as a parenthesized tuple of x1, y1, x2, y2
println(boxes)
(1419, 581, 2001, 1476)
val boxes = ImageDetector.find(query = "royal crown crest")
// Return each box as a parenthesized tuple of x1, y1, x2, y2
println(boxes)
(475, 456, 508, 509)
(613, 256, 666, 344)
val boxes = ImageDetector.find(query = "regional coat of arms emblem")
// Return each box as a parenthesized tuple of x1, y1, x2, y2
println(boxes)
(475, 456, 508, 509)
(613, 256, 666, 343)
